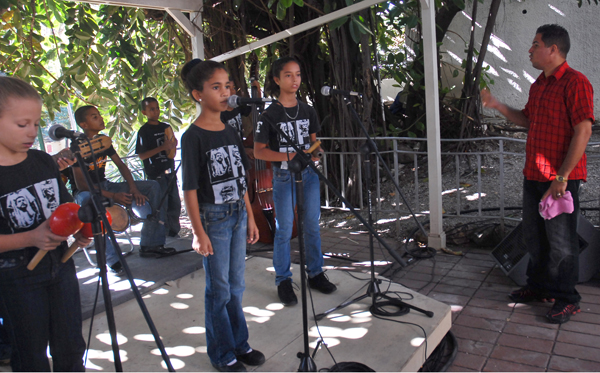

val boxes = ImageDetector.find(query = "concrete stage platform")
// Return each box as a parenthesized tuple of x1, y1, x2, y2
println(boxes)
(81, 256, 451, 372)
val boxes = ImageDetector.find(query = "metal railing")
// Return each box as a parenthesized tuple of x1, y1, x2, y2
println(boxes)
(108, 136, 600, 225)
(318, 136, 600, 224)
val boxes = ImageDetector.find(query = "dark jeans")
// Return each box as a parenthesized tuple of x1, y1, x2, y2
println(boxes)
(152, 173, 181, 235)
(200, 201, 250, 366)
(522, 179, 581, 304)
(0, 247, 86, 371)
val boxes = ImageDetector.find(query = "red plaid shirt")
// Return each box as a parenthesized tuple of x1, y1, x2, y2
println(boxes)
(522, 62, 595, 182)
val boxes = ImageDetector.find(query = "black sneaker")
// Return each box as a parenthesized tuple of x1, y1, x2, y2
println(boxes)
(139, 245, 177, 258)
(508, 286, 552, 303)
(277, 279, 298, 306)
(546, 301, 580, 324)
(108, 261, 124, 276)
(212, 360, 247, 372)
(236, 349, 265, 366)
(308, 272, 337, 294)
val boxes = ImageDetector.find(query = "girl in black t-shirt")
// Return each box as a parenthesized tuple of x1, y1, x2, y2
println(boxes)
(254, 57, 337, 307)
(0, 76, 90, 371)
(179, 59, 264, 372)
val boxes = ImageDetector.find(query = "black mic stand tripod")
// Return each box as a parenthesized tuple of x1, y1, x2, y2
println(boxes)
(71, 138, 174, 372)
(314, 94, 434, 321)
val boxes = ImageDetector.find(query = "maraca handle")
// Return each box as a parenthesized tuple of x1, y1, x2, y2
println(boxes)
(27, 250, 48, 271)
(61, 241, 80, 263)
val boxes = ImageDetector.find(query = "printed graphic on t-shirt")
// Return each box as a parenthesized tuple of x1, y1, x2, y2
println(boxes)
(149, 134, 168, 164)
(278, 119, 310, 151)
(225, 114, 243, 134)
(1, 178, 59, 230)
(86, 156, 108, 172)
(208, 145, 247, 204)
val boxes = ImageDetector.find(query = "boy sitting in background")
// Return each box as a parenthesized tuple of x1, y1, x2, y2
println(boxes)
(135, 97, 181, 237)
(71, 105, 175, 271)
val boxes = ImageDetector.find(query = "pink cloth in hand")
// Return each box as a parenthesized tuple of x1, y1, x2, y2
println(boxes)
(539, 191, 574, 220)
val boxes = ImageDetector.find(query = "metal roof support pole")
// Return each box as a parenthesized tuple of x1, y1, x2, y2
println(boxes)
(421, 0, 446, 250)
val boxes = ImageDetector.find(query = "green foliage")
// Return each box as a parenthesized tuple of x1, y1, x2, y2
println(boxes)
(0, 0, 193, 156)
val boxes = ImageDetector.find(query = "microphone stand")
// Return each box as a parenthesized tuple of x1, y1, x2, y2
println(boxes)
(313, 94, 433, 320)
(263, 103, 408, 371)
(70, 138, 174, 372)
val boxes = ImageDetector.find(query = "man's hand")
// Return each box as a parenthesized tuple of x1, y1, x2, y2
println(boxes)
(130, 189, 149, 206)
(112, 192, 133, 206)
(162, 137, 177, 151)
(481, 88, 499, 110)
(541, 179, 568, 201)
(56, 157, 76, 171)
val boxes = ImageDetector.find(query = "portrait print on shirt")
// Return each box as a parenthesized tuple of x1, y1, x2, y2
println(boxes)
(208, 144, 247, 204)
(1, 178, 60, 231)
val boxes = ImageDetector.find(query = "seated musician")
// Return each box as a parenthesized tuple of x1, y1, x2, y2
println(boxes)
(71, 105, 175, 274)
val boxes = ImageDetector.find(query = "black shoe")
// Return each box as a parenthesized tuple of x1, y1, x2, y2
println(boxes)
(546, 301, 580, 324)
(108, 261, 124, 276)
(308, 272, 337, 294)
(278, 279, 298, 306)
(508, 286, 552, 303)
(139, 245, 177, 258)
(212, 360, 247, 372)
(167, 230, 180, 237)
(236, 349, 265, 366)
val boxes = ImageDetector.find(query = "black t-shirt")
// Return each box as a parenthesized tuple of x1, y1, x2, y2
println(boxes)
(181, 124, 250, 205)
(220, 106, 252, 140)
(135, 121, 175, 179)
(0, 150, 72, 241)
(73, 138, 117, 184)
(254, 101, 320, 169)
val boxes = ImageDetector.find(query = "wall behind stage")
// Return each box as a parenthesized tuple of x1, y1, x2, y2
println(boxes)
(440, 0, 600, 119)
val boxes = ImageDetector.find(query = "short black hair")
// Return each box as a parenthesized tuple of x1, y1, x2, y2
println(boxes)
(536, 24, 570, 57)
(180, 59, 228, 103)
(0, 76, 42, 118)
(141, 97, 158, 110)
(74, 105, 97, 127)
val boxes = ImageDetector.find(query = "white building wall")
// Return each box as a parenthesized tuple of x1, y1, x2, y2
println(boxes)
(441, 0, 600, 118)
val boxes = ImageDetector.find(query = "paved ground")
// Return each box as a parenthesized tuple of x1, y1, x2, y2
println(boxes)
(268, 228, 600, 372)
(78, 225, 600, 371)
(4, 223, 599, 372)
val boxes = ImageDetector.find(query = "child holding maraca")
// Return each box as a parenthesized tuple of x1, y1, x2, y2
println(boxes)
(0, 76, 90, 371)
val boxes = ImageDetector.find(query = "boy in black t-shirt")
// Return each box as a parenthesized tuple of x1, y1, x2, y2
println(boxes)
(71, 105, 176, 266)
(136, 97, 181, 237)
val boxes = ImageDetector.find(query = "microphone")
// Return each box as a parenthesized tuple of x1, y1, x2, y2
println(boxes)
(320, 86, 362, 97)
(227, 95, 272, 109)
(48, 124, 85, 141)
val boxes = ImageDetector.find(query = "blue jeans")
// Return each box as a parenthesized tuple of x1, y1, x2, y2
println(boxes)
(153, 173, 181, 235)
(0, 247, 86, 371)
(75, 179, 166, 266)
(522, 179, 581, 304)
(272, 166, 324, 285)
(200, 201, 250, 366)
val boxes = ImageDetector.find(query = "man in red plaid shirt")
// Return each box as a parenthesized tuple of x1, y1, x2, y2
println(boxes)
(482, 24, 594, 324)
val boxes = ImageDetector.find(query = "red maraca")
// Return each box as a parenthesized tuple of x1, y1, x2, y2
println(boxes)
(27, 203, 84, 270)
(61, 211, 112, 263)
